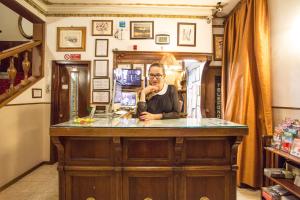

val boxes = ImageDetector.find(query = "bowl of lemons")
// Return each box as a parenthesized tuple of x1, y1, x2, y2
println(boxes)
(73, 117, 95, 124)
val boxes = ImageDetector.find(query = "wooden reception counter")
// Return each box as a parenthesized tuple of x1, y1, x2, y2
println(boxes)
(50, 118, 248, 200)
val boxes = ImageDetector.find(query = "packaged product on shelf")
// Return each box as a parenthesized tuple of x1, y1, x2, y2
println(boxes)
(290, 138, 300, 157)
(281, 131, 294, 153)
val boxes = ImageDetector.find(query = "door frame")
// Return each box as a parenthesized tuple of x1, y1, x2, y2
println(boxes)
(50, 60, 91, 162)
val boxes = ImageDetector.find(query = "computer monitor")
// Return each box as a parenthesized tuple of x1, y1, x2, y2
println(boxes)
(115, 69, 142, 87)
(121, 92, 137, 108)
(113, 81, 122, 103)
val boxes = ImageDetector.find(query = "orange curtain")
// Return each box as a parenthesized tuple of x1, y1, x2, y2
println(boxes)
(222, 0, 273, 187)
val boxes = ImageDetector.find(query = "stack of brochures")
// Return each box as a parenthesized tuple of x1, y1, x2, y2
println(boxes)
(262, 185, 298, 200)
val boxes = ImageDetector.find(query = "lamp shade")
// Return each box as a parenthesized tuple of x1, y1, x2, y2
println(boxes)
(160, 53, 179, 66)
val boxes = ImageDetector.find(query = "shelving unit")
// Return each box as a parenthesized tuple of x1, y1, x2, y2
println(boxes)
(263, 146, 300, 198)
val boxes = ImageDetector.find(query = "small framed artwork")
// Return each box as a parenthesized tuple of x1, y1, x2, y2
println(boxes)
(130, 21, 154, 39)
(213, 34, 224, 61)
(95, 39, 108, 57)
(93, 78, 110, 90)
(155, 34, 170, 45)
(94, 60, 109, 77)
(177, 23, 196, 46)
(92, 20, 113, 36)
(57, 27, 86, 51)
(32, 88, 42, 98)
(92, 91, 110, 104)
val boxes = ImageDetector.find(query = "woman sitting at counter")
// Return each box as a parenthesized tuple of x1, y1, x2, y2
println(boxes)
(137, 62, 180, 120)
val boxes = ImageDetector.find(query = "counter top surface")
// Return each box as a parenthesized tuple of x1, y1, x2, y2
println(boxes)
(52, 118, 247, 129)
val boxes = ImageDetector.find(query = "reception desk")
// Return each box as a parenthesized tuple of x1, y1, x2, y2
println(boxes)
(50, 118, 247, 200)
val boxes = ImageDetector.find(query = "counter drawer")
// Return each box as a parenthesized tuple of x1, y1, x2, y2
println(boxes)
(66, 171, 119, 200)
(123, 171, 174, 200)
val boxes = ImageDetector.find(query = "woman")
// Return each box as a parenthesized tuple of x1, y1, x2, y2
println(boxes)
(137, 62, 180, 120)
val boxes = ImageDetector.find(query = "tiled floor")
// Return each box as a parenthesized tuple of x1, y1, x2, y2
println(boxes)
(0, 164, 261, 200)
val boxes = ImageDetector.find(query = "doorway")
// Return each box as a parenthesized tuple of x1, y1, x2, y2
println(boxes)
(50, 60, 91, 162)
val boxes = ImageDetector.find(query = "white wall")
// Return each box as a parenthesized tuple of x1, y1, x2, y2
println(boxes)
(0, 4, 33, 41)
(269, 0, 300, 108)
(269, 0, 300, 123)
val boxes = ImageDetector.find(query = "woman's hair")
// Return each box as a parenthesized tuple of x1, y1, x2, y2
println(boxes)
(148, 62, 165, 75)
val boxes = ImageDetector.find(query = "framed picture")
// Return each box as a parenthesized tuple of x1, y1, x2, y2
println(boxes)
(93, 78, 110, 90)
(95, 39, 108, 57)
(32, 88, 42, 98)
(177, 23, 196, 46)
(130, 21, 154, 39)
(213, 34, 224, 61)
(92, 91, 110, 104)
(94, 60, 109, 77)
(155, 34, 170, 45)
(57, 27, 86, 51)
(92, 20, 113, 36)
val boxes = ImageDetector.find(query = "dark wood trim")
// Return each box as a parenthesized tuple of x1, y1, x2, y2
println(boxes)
(0, 77, 43, 109)
(0, 41, 42, 60)
(5, 102, 51, 106)
(0, 0, 44, 23)
(272, 106, 300, 110)
(0, 161, 51, 192)
(212, 25, 225, 28)
(177, 22, 196, 47)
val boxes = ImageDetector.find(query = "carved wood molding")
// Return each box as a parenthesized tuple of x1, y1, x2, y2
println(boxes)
(113, 137, 122, 165)
(175, 137, 184, 165)
(230, 136, 243, 171)
(51, 136, 65, 169)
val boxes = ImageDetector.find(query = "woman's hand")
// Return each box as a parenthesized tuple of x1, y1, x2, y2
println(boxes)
(142, 86, 159, 95)
(139, 112, 162, 121)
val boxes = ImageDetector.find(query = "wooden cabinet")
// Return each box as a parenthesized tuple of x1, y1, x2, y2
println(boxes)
(263, 136, 300, 199)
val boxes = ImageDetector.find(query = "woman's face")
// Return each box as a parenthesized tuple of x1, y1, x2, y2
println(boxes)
(149, 66, 165, 89)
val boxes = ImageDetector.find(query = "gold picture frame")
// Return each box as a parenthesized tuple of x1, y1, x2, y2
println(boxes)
(57, 27, 86, 52)
(213, 34, 224, 61)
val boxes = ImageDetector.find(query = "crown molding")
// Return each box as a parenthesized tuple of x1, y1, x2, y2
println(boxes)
(24, 0, 212, 18)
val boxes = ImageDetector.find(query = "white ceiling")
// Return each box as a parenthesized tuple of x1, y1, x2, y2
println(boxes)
(31, 0, 240, 17)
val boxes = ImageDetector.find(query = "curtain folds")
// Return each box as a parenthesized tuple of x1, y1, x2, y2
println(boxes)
(222, 0, 273, 187)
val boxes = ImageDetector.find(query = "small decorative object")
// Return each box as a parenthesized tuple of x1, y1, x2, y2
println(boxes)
(21, 51, 31, 85)
(95, 39, 108, 57)
(32, 88, 42, 98)
(213, 34, 224, 61)
(18, 16, 33, 39)
(118, 21, 126, 28)
(92, 20, 113, 36)
(133, 44, 137, 50)
(93, 78, 110, 90)
(130, 21, 154, 39)
(57, 27, 86, 51)
(92, 91, 110, 104)
(155, 34, 170, 45)
(94, 60, 109, 77)
(177, 22, 196, 46)
(7, 56, 17, 92)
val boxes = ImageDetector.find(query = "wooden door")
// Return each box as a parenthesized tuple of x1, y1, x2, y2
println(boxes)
(51, 60, 91, 125)
(50, 61, 90, 163)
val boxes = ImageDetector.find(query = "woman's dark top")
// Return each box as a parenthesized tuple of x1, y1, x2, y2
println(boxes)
(137, 85, 180, 119)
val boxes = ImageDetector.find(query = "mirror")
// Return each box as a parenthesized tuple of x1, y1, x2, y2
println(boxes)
(18, 16, 33, 40)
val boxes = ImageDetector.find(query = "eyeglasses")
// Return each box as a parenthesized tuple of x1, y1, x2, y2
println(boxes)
(148, 73, 164, 79)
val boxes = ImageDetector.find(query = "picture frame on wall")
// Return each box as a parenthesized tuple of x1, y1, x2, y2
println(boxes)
(213, 34, 224, 61)
(92, 91, 110, 104)
(130, 21, 154, 39)
(93, 78, 110, 90)
(92, 20, 113, 36)
(155, 34, 170, 45)
(177, 23, 196, 46)
(95, 39, 108, 57)
(32, 88, 42, 98)
(57, 27, 86, 51)
(94, 60, 109, 77)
